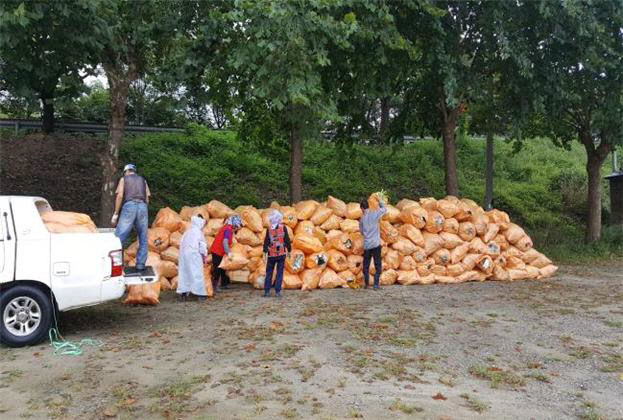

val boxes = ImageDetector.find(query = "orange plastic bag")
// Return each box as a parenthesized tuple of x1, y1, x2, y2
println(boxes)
(450, 243, 469, 264)
(504, 224, 525, 244)
(471, 212, 488, 236)
(293, 234, 324, 254)
(301, 267, 323, 291)
(160, 260, 178, 278)
(321, 214, 342, 231)
(398, 224, 425, 247)
(148, 228, 170, 252)
(399, 255, 417, 271)
(327, 195, 347, 217)
(310, 205, 333, 225)
(218, 253, 250, 270)
(419, 197, 437, 211)
(436, 199, 458, 218)
(447, 263, 466, 277)
(286, 249, 306, 274)
(515, 235, 533, 252)
(41, 211, 97, 232)
(483, 223, 500, 243)
(346, 203, 363, 219)
(306, 252, 329, 269)
(432, 248, 450, 266)
(340, 219, 359, 233)
(236, 227, 262, 246)
(443, 218, 459, 234)
(382, 205, 402, 224)
(347, 255, 363, 274)
(425, 211, 445, 234)
(152, 207, 183, 232)
(399, 206, 427, 229)
(440, 232, 463, 249)
(228, 269, 250, 283)
(392, 238, 417, 256)
(295, 200, 318, 220)
(379, 269, 398, 285)
(380, 221, 400, 244)
(469, 237, 487, 254)
(396, 199, 419, 211)
(124, 282, 161, 305)
(284, 272, 303, 289)
(458, 222, 476, 242)
(538, 264, 558, 279)
(461, 253, 481, 270)
(170, 231, 182, 248)
(241, 208, 263, 233)
(281, 206, 298, 229)
(384, 249, 402, 270)
(397, 270, 420, 285)
(327, 233, 354, 255)
(204, 218, 224, 237)
(319, 268, 347, 289)
(349, 233, 364, 255)
(423, 232, 444, 256)
(476, 255, 494, 275)
(327, 249, 348, 272)
(206, 200, 234, 218)
(412, 247, 427, 263)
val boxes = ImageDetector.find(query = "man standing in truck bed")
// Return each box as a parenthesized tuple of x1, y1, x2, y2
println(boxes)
(112, 163, 151, 272)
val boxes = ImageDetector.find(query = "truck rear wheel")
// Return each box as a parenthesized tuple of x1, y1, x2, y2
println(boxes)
(0, 285, 53, 348)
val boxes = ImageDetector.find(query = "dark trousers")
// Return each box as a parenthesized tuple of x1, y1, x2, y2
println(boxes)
(211, 253, 230, 289)
(264, 255, 286, 294)
(363, 246, 382, 287)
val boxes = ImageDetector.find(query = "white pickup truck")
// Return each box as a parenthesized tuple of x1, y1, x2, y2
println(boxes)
(0, 196, 156, 348)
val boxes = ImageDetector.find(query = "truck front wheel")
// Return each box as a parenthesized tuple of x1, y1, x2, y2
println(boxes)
(0, 285, 53, 348)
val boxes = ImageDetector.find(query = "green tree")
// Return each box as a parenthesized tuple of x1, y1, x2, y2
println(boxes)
(227, 0, 356, 203)
(512, 1, 623, 242)
(0, 0, 104, 133)
(94, 0, 191, 225)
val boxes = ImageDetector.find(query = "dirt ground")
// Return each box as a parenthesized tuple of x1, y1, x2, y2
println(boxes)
(1, 264, 622, 420)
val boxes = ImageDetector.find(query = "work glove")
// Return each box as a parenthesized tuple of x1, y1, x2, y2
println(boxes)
(111, 213, 119, 227)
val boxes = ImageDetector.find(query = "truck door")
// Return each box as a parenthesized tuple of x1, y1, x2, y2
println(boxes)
(0, 200, 16, 283)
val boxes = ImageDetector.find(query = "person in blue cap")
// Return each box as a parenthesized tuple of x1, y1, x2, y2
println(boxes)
(112, 163, 151, 272)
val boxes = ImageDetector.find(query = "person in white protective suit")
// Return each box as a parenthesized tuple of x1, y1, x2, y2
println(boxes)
(177, 215, 208, 301)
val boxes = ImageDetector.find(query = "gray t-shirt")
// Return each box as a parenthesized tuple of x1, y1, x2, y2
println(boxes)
(359, 202, 387, 250)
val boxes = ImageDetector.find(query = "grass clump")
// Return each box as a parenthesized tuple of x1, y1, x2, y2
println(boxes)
(468, 365, 525, 389)
(389, 398, 423, 414)
(460, 393, 489, 413)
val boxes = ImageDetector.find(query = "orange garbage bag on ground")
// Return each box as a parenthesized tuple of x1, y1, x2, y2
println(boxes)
(295, 201, 318, 220)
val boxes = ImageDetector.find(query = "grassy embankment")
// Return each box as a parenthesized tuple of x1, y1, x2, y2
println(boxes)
(121, 126, 622, 263)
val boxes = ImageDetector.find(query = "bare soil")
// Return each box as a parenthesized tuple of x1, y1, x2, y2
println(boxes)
(0, 133, 103, 221)
(1, 264, 622, 420)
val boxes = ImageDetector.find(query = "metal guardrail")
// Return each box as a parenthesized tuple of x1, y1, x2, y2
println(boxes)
(0, 118, 185, 134)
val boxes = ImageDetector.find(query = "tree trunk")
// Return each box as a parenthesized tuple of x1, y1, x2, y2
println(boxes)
(289, 125, 303, 204)
(582, 133, 611, 243)
(379, 96, 390, 141)
(441, 106, 460, 197)
(586, 153, 603, 243)
(100, 76, 131, 227)
(483, 130, 494, 210)
(41, 98, 55, 134)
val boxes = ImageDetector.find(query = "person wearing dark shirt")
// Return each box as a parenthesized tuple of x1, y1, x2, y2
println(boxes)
(112, 163, 151, 272)
(262, 210, 292, 298)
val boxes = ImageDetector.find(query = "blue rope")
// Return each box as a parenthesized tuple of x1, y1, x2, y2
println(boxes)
(48, 328, 103, 356)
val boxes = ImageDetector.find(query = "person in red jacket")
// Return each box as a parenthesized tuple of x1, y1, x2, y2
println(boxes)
(209, 214, 243, 291)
